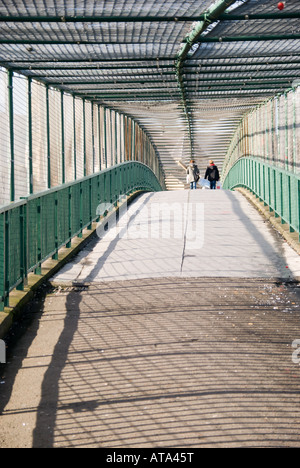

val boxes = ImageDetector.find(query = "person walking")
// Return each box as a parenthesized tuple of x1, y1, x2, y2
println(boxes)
(186, 159, 200, 190)
(204, 160, 220, 190)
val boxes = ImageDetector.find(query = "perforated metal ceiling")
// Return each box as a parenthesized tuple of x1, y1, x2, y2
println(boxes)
(0, 0, 299, 189)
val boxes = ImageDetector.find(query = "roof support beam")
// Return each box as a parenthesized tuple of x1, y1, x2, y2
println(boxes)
(0, 12, 298, 22)
(195, 34, 300, 43)
(175, 0, 238, 158)
(48, 76, 295, 87)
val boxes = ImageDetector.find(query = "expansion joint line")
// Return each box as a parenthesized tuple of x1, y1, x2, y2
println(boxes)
(175, 0, 239, 159)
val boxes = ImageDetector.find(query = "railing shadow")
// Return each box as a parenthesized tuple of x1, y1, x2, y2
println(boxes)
(30, 277, 300, 448)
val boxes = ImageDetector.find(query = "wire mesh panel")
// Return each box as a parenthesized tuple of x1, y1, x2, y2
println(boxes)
(85, 100, 94, 176)
(106, 108, 113, 168)
(99, 106, 106, 169)
(287, 91, 295, 171)
(64, 93, 75, 182)
(0, 68, 10, 205)
(223, 86, 300, 182)
(49, 87, 62, 187)
(92, 104, 100, 173)
(278, 94, 286, 169)
(13, 74, 29, 200)
(32, 81, 48, 194)
(295, 87, 300, 173)
(74, 98, 84, 179)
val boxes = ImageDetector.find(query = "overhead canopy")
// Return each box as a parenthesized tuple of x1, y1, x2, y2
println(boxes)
(0, 0, 299, 189)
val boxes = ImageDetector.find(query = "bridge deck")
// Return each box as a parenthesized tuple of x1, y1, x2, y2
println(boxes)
(1, 190, 300, 448)
(52, 190, 300, 283)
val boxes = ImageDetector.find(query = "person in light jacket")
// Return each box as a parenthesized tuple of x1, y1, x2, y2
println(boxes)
(186, 160, 200, 190)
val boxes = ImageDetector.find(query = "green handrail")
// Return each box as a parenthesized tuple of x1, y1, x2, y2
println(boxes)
(223, 157, 300, 240)
(0, 161, 163, 310)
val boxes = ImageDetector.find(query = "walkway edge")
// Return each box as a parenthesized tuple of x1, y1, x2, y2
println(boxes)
(0, 190, 147, 340)
(236, 187, 300, 256)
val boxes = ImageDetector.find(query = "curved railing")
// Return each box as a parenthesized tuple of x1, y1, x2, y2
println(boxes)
(223, 156, 300, 239)
(0, 161, 164, 310)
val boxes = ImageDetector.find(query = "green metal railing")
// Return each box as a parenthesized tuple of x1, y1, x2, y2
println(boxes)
(223, 156, 300, 240)
(0, 161, 163, 310)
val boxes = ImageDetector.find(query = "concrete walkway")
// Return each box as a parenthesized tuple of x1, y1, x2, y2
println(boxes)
(1, 190, 300, 448)
(52, 190, 300, 283)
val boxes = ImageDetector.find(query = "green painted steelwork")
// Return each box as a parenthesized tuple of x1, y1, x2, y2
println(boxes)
(175, 0, 238, 158)
(196, 34, 300, 43)
(0, 161, 163, 310)
(223, 157, 300, 239)
(8, 70, 14, 202)
(0, 12, 299, 22)
(61, 90, 66, 184)
(28, 77, 33, 194)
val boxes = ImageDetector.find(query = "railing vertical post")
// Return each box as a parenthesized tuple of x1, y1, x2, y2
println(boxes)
(8, 70, 14, 202)
(3, 212, 10, 307)
(87, 179, 92, 230)
(91, 103, 95, 174)
(288, 176, 294, 232)
(268, 167, 273, 212)
(46, 84, 51, 189)
(66, 186, 72, 248)
(73, 95, 77, 180)
(52, 193, 59, 259)
(61, 90, 65, 185)
(274, 169, 279, 218)
(285, 92, 289, 171)
(28, 77, 33, 194)
(83, 98, 87, 177)
(103, 107, 108, 168)
(115, 110, 118, 165)
(34, 199, 42, 275)
(78, 182, 83, 238)
(98, 105, 102, 171)
(298, 180, 300, 242)
(280, 172, 286, 224)
(110, 109, 114, 167)
(16, 204, 26, 291)
(293, 89, 297, 173)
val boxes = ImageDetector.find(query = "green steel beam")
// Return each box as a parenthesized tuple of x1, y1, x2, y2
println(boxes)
(0, 57, 175, 64)
(83, 98, 87, 177)
(73, 95, 77, 180)
(27, 70, 176, 78)
(79, 94, 181, 100)
(176, 0, 238, 158)
(53, 76, 295, 87)
(8, 70, 14, 202)
(48, 79, 178, 86)
(46, 84, 51, 189)
(195, 34, 300, 43)
(28, 77, 33, 194)
(185, 61, 300, 68)
(184, 67, 300, 74)
(0, 11, 298, 22)
(61, 90, 65, 184)
(0, 39, 173, 45)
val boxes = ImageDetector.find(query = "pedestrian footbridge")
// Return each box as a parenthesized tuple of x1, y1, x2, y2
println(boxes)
(1, 0, 300, 449)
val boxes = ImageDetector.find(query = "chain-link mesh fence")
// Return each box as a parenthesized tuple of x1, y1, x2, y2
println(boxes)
(222, 86, 300, 182)
(0, 67, 165, 206)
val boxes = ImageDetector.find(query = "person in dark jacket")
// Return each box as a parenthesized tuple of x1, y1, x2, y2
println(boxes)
(204, 160, 220, 190)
